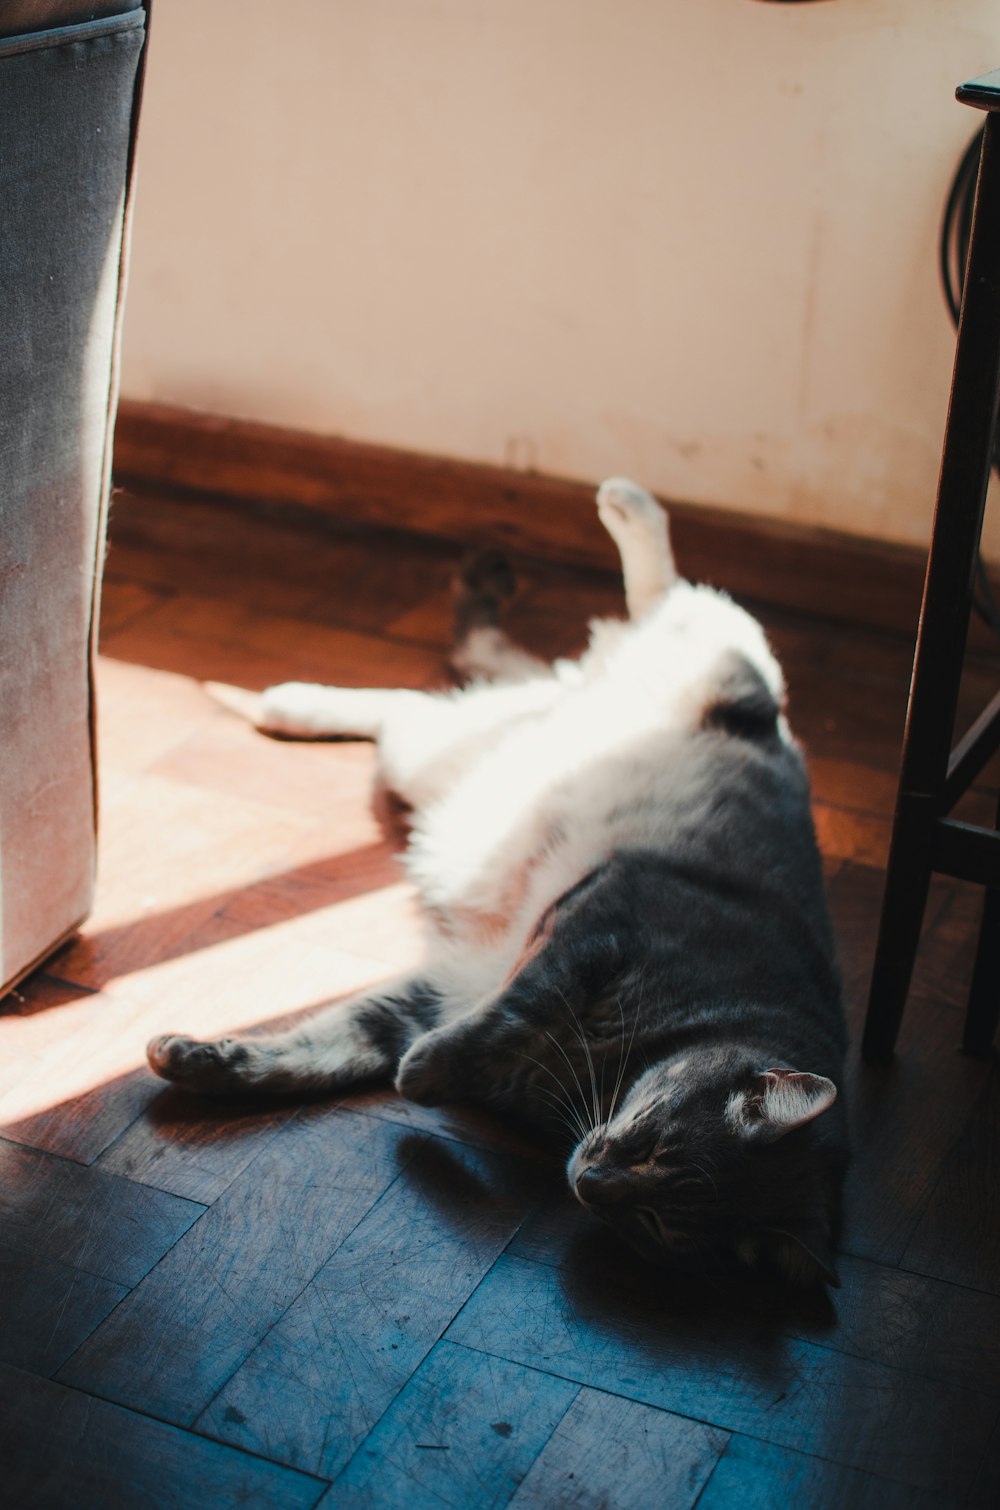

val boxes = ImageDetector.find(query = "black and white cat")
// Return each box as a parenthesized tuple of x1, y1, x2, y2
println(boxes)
(148, 479, 849, 1286)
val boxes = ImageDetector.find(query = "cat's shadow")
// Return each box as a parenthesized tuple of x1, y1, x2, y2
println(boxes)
(563, 1218, 836, 1329)
(552, 1222, 836, 1393)
(393, 1128, 837, 1355)
(142, 1088, 839, 1360)
(393, 1127, 561, 1215)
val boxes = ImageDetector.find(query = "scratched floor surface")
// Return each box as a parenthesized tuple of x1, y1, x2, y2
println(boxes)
(1, 484, 998, 1508)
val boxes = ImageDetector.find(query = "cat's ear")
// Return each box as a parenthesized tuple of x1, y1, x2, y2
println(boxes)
(728, 1068, 837, 1142)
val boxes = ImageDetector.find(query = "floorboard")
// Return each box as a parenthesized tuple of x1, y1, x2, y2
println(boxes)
(324, 1342, 579, 1510)
(0, 1363, 326, 1510)
(199, 1140, 550, 1481)
(2, 485, 998, 1506)
(57, 1109, 417, 1425)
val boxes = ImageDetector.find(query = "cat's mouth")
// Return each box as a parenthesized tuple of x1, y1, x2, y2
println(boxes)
(633, 1206, 700, 1254)
(634, 1206, 670, 1247)
(599, 1205, 702, 1268)
(574, 1182, 698, 1264)
(570, 1136, 706, 1264)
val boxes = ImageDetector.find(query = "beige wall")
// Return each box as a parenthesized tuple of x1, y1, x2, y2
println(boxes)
(121, 0, 1000, 557)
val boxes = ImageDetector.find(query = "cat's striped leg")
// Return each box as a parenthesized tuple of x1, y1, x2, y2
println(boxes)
(397, 862, 622, 1112)
(146, 973, 441, 1097)
(596, 477, 677, 619)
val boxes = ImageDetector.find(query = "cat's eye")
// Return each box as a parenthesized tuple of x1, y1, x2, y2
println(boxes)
(625, 1141, 681, 1170)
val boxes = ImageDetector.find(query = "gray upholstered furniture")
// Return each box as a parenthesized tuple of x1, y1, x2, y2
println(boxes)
(0, 2, 148, 994)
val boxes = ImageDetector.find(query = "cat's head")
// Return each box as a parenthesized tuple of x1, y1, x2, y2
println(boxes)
(567, 1045, 845, 1286)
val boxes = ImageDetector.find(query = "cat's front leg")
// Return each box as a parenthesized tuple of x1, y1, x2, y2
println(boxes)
(399, 862, 628, 1109)
(394, 1031, 452, 1106)
(147, 1032, 265, 1094)
(147, 973, 441, 1096)
(396, 1009, 512, 1106)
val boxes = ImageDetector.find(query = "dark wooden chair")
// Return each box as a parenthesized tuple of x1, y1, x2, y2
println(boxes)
(863, 70, 1000, 1063)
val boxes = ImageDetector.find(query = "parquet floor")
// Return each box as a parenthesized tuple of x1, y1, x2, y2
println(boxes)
(2, 484, 999, 1508)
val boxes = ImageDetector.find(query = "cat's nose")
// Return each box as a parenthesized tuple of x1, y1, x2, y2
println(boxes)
(576, 1165, 630, 1205)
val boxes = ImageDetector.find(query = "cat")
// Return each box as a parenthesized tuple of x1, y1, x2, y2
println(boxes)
(147, 478, 849, 1286)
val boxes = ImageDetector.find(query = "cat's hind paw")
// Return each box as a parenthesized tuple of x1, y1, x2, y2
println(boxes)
(258, 681, 333, 737)
(203, 681, 265, 724)
(596, 477, 677, 617)
(596, 477, 666, 537)
(204, 678, 337, 737)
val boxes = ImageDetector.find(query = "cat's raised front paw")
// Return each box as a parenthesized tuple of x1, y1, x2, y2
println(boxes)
(147, 1033, 251, 1094)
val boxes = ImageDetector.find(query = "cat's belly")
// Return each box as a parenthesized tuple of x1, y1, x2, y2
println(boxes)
(405, 699, 688, 918)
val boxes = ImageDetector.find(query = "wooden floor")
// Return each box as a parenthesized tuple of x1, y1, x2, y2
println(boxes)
(3, 484, 1000, 1508)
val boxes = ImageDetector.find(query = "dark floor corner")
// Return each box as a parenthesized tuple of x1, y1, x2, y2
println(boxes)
(1, 485, 998, 1508)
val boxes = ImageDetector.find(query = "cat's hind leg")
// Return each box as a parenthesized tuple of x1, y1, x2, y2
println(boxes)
(596, 477, 678, 619)
(206, 551, 562, 808)
(224, 672, 562, 808)
(254, 683, 417, 740)
(450, 548, 552, 683)
(205, 678, 422, 741)
(146, 973, 442, 1097)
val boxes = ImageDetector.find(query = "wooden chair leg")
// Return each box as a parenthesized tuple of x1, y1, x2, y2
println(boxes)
(862, 807, 934, 1063)
(862, 110, 1000, 1061)
(964, 794, 1000, 1056)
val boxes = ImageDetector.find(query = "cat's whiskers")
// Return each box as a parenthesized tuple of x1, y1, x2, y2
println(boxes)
(607, 987, 642, 1129)
(534, 1091, 587, 1146)
(543, 1026, 599, 1137)
(553, 987, 602, 1134)
(607, 1006, 628, 1126)
(533, 1079, 588, 1142)
(597, 1005, 613, 1128)
(517, 1051, 589, 1142)
(533, 1086, 590, 1143)
(603, 999, 628, 1135)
